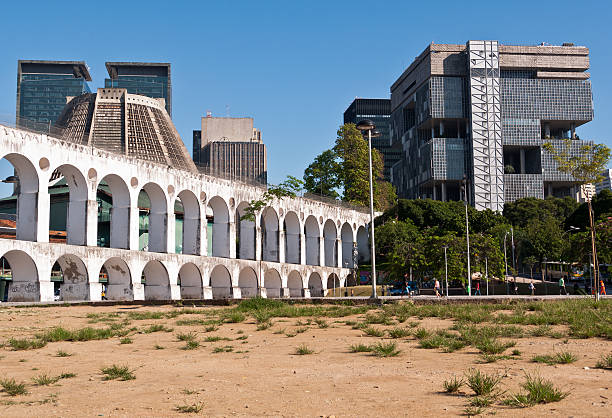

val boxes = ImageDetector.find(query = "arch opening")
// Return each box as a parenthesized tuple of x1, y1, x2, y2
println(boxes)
(236, 202, 255, 260)
(357, 226, 370, 264)
(207, 196, 230, 258)
(323, 219, 337, 267)
(304, 215, 320, 266)
(308, 272, 323, 297)
(283, 211, 300, 264)
(49, 164, 88, 245)
(287, 270, 303, 298)
(97, 174, 130, 249)
(179, 263, 202, 299)
(261, 208, 279, 262)
(138, 183, 168, 253)
(176, 190, 200, 255)
(0, 250, 39, 302)
(0, 154, 39, 241)
(100, 257, 133, 301)
(341, 223, 355, 268)
(51, 254, 89, 301)
(210, 265, 232, 299)
(264, 269, 282, 298)
(142, 260, 170, 300)
(238, 267, 258, 298)
(326, 273, 340, 297)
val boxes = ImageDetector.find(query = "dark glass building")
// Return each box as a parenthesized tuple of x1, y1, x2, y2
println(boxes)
(16, 60, 91, 125)
(104, 62, 171, 116)
(343, 98, 399, 181)
(390, 40, 595, 210)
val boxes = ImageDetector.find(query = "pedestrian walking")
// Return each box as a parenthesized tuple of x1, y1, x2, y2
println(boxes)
(474, 281, 481, 296)
(434, 278, 441, 298)
(529, 282, 535, 296)
(600, 280, 607, 296)
(559, 276, 566, 295)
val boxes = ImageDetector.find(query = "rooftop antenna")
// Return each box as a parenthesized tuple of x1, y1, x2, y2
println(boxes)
(225, 104, 230, 117)
(206, 110, 212, 118)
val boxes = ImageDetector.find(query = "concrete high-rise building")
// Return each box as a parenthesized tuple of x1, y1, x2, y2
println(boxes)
(193, 116, 267, 184)
(390, 40, 596, 211)
(16, 60, 91, 125)
(343, 98, 401, 181)
(105, 62, 171, 116)
(595, 169, 612, 194)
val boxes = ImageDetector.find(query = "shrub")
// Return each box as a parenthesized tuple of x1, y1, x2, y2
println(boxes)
(176, 332, 196, 342)
(101, 365, 135, 381)
(475, 338, 515, 355)
(371, 342, 401, 357)
(56, 349, 72, 357)
(59, 372, 76, 379)
(8, 338, 46, 351)
(362, 327, 384, 337)
(182, 340, 200, 350)
(256, 321, 272, 331)
(414, 328, 430, 340)
(596, 352, 612, 369)
(295, 344, 314, 355)
(532, 351, 577, 365)
(176, 403, 204, 413)
(224, 312, 246, 323)
(32, 374, 60, 386)
(350, 344, 373, 353)
(204, 336, 230, 342)
(443, 375, 463, 393)
(314, 319, 329, 329)
(119, 337, 133, 345)
(504, 373, 568, 407)
(204, 325, 219, 332)
(143, 324, 173, 333)
(465, 369, 503, 396)
(387, 328, 410, 339)
(0, 378, 28, 396)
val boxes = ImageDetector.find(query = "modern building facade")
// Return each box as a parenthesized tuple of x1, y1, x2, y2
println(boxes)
(343, 98, 400, 181)
(16, 60, 91, 125)
(104, 62, 171, 116)
(596, 169, 612, 194)
(390, 41, 595, 211)
(193, 116, 267, 184)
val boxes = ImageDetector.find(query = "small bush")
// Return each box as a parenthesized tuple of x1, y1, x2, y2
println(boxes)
(511, 349, 521, 356)
(101, 365, 135, 381)
(8, 338, 46, 351)
(476, 338, 515, 355)
(204, 325, 219, 332)
(235, 335, 248, 340)
(224, 312, 246, 323)
(295, 344, 314, 355)
(314, 319, 329, 329)
(0, 378, 28, 396)
(182, 340, 200, 350)
(465, 369, 503, 396)
(154, 344, 165, 350)
(387, 328, 410, 339)
(212, 345, 233, 353)
(143, 324, 173, 333)
(175, 319, 207, 326)
(443, 375, 463, 393)
(59, 372, 76, 379)
(32, 374, 60, 386)
(371, 342, 400, 357)
(468, 396, 494, 407)
(414, 328, 430, 339)
(532, 351, 577, 365)
(176, 403, 204, 413)
(362, 327, 384, 337)
(204, 336, 231, 342)
(463, 406, 484, 416)
(176, 332, 196, 342)
(119, 337, 133, 345)
(595, 352, 612, 369)
(364, 312, 393, 325)
(256, 321, 272, 331)
(504, 373, 568, 407)
(350, 344, 373, 353)
(295, 327, 308, 334)
(56, 349, 72, 357)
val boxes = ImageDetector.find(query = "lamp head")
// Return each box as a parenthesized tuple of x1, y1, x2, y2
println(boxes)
(356, 119, 375, 131)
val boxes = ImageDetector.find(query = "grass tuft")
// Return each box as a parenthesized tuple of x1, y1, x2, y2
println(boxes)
(504, 373, 568, 407)
(176, 332, 196, 342)
(443, 375, 463, 393)
(387, 328, 410, 339)
(56, 349, 72, 357)
(350, 343, 373, 353)
(371, 341, 401, 357)
(175, 403, 204, 413)
(295, 344, 314, 355)
(595, 352, 612, 369)
(465, 369, 503, 396)
(0, 378, 28, 396)
(119, 337, 133, 344)
(101, 364, 135, 381)
(32, 374, 60, 386)
(531, 351, 577, 365)
(475, 338, 515, 355)
(181, 340, 200, 350)
(8, 338, 46, 351)
(362, 327, 384, 337)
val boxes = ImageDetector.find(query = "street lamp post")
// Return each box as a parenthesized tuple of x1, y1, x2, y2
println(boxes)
(462, 176, 471, 296)
(504, 232, 509, 295)
(356, 120, 380, 299)
(443, 245, 449, 297)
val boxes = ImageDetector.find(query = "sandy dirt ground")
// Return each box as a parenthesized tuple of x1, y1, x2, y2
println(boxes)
(0, 303, 610, 417)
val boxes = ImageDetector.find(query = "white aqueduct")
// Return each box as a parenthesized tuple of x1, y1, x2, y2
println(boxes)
(0, 124, 371, 302)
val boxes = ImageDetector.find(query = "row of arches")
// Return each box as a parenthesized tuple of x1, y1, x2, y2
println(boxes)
(0, 152, 371, 268)
(0, 250, 342, 303)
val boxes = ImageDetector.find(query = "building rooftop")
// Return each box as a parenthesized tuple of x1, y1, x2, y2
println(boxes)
(18, 60, 92, 81)
(105, 62, 171, 78)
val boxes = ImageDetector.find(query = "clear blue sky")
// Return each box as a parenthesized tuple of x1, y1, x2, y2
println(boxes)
(0, 0, 609, 194)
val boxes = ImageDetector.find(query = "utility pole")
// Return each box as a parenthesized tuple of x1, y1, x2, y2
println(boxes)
(504, 233, 509, 295)
(444, 246, 449, 297)
(463, 176, 471, 296)
(485, 257, 489, 296)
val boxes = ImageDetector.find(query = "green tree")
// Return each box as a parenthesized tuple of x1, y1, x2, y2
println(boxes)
(303, 149, 341, 199)
(240, 176, 303, 222)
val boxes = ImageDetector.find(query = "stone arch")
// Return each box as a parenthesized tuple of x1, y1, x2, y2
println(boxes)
(341, 222, 354, 268)
(261, 207, 279, 262)
(1, 250, 39, 302)
(176, 190, 200, 255)
(207, 196, 230, 258)
(100, 257, 132, 301)
(139, 183, 168, 253)
(210, 264, 232, 299)
(53, 254, 89, 301)
(142, 260, 170, 300)
(236, 201, 255, 260)
(50, 164, 88, 246)
(327, 273, 340, 297)
(323, 219, 337, 267)
(0, 153, 39, 241)
(179, 262, 202, 299)
(308, 272, 323, 297)
(238, 267, 258, 298)
(357, 225, 370, 264)
(283, 211, 300, 264)
(264, 269, 282, 298)
(304, 215, 320, 266)
(97, 174, 130, 249)
(287, 270, 303, 297)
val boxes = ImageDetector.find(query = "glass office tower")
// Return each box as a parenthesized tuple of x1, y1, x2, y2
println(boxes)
(105, 62, 171, 116)
(343, 98, 400, 181)
(16, 60, 91, 125)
